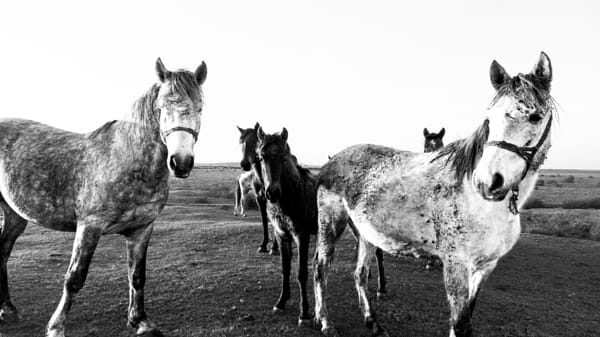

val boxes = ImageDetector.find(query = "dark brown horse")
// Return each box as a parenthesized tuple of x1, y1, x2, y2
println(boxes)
(237, 123, 279, 255)
(0, 58, 207, 337)
(255, 126, 316, 326)
(423, 127, 445, 153)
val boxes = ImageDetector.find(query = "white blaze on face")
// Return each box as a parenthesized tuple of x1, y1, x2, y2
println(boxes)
(473, 97, 529, 195)
(158, 88, 202, 176)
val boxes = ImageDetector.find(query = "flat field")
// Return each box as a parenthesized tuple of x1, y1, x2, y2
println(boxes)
(1, 167, 599, 337)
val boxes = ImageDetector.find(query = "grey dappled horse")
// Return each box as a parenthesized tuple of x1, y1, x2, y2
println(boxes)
(313, 52, 556, 337)
(0, 59, 206, 337)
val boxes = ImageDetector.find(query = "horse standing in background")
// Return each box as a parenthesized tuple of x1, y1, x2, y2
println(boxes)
(233, 171, 255, 217)
(254, 126, 317, 326)
(423, 127, 445, 153)
(314, 52, 556, 337)
(237, 123, 279, 255)
(0, 59, 207, 337)
(423, 127, 446, 270)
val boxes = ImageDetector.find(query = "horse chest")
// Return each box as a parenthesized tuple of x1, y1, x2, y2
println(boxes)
(266, 202, 296, 236)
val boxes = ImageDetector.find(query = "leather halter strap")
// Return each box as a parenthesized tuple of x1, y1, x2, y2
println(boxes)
(486, 114, 552, 180)
(485, 115, 552, 215)
(162, 127, 198, 142)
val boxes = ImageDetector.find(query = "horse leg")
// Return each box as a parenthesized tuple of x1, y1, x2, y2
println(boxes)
(234, 179, 241, 216)
(0, 202, 27, 324)
(255, 196, 269, 253)
(444, 258, 497, 337)
(294, 232, 311, 327)
(272, 231, 292, 312)
(355, 238, 388, 336)
(46, 223, 102, 337)
(124, 224, 163, 337)
(375, 248, 387, 298)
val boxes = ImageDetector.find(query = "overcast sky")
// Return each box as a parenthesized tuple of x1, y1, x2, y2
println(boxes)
(0, 1, 598, 169)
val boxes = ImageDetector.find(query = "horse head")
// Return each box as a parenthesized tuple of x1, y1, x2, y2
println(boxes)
(256, 126, 290, 203)
(155, 58, 207, 178)
(473, 52, 554, 201)
(423, 127, 445, 153)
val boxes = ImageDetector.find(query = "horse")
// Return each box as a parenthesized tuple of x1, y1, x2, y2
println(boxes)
(423, 127, 446, 270)
(254, 126, 317, 327)
(233, 170, 255, 217)
(0, 58, 207, 337)
(237, 123, 279, 255)
(423, 127, 446, 153)
(313, 52, 555, 337)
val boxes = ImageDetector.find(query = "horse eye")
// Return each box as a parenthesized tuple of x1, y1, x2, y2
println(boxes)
(528, 113, 543, 123)
(505, 113, 515, 120)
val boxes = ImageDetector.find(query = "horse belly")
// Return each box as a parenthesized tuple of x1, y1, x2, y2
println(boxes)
(349, 204, 438, 257)
(0, 183, 78, 231)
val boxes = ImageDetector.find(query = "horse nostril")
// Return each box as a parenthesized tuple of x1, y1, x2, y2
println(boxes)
(188, 156, 195, 171)
(169, 155, 177, 171)
(489, 173, 504, 193)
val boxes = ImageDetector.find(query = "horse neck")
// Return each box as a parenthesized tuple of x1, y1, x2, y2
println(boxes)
(280, 159, 303, 194)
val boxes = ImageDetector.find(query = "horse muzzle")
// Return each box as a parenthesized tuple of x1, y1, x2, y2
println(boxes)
(240, 160, 251, 171)
(265, 186, 281, 203)
(475, 173, 510, 201)
(169, 154, 195, 178)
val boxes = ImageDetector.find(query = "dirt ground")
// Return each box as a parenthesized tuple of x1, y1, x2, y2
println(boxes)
(1, 167, 600, 337)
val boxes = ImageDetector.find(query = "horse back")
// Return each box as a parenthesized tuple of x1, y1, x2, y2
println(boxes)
(319, 144, 415, 208)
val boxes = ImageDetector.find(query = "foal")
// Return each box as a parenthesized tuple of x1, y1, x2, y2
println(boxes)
(237, 123, 279, 255)
(314, 52, 556, 337)
(255, 126, 317, 326)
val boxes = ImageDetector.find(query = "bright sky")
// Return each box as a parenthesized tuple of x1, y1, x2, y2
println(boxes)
(0, 1, 598, 169)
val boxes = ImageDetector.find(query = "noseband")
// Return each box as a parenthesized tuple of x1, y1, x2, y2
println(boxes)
(162, 127, 198, 142)
(485, 115, 553, 214)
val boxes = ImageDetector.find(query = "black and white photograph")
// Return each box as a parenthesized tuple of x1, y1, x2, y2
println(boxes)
(0, 1, 598, 336)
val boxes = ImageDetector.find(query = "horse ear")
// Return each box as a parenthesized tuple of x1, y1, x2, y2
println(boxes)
(423, 128, 429, 137)
(531, 51, 552, 91)
(490, 60, 510, 91)
(156, 58, 170, 83)
(281, 128, 288, 143)
(438, 128, 445, 138)
(254, 122, 260, 131)
(236, 125, 244, 133)
(195, 61, 208, 85)
(256, 126, 266, 143)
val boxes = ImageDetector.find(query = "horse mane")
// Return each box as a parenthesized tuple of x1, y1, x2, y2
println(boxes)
(128, 70, 203, 131)
(490, 73, 558, 119)
(87, 120, 118, 139)
(432, 119, 489, 184)
(434, 72, 558, 185)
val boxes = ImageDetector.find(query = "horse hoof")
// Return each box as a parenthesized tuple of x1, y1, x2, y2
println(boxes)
(257, 246, 269, 253)
(298, 318, 313, 328)
(272, 306, 285, 314)
(136, 326, 165, 337)
(269, 248, 280, 256)
(376, 291, 387, 300)
(242, 214, 247, 217)
(233, 212, 238, 216)
(321, 327, 339, 337)
(46, 328, 65, 337)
